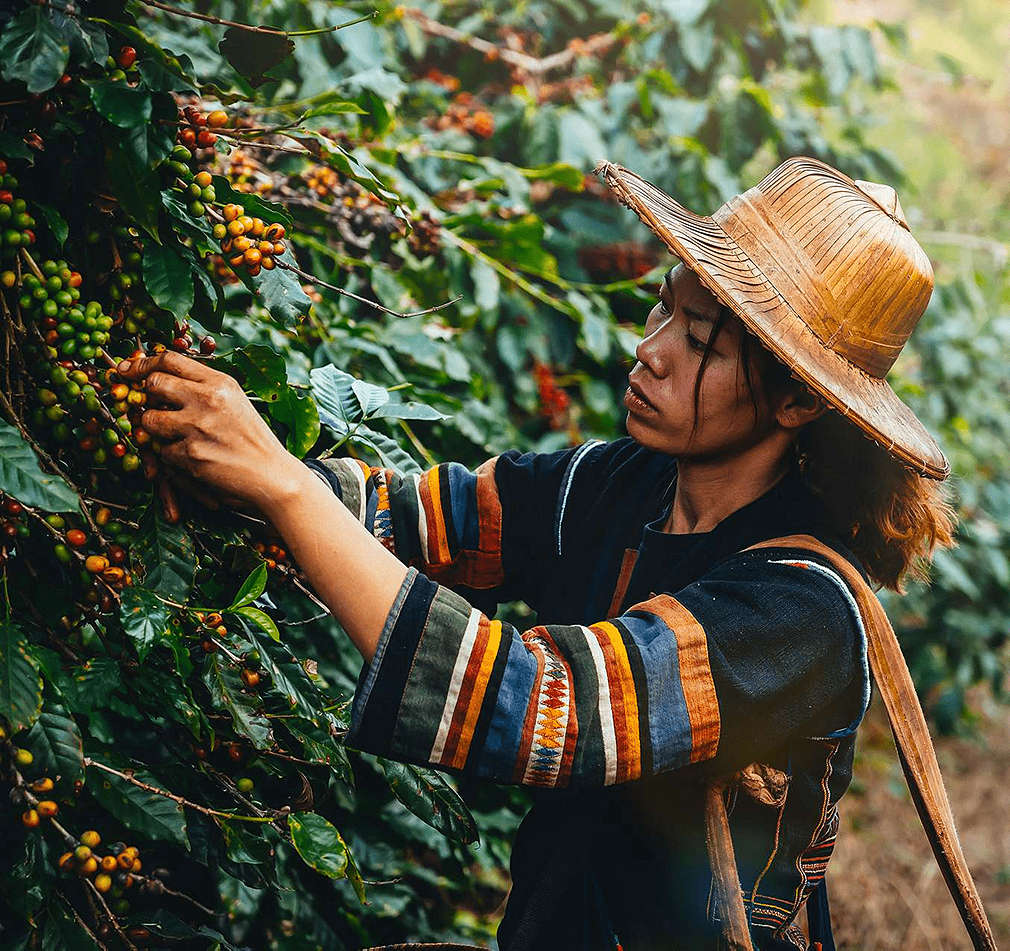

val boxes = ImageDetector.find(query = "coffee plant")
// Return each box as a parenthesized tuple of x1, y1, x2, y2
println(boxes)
(0, 0, 1006, 948)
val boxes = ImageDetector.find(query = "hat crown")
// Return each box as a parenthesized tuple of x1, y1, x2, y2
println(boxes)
(713, 157, 933, 378)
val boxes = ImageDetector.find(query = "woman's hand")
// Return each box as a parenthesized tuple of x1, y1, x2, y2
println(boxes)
(116, 351, 304, 514)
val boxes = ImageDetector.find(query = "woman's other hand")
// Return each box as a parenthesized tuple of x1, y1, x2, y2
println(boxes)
(115, 350, 303, 514)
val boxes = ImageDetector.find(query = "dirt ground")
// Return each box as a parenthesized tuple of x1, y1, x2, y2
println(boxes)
(828, 690, 1010, 949)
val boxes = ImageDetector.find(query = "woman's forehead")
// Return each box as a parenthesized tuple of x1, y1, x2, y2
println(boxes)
(666, 264, 729, 324)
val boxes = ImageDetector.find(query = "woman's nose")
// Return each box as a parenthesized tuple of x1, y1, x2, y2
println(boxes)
(636, 314, 670, 378)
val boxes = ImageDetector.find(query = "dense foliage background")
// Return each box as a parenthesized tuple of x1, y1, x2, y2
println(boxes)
(0, 0, 1005, 947)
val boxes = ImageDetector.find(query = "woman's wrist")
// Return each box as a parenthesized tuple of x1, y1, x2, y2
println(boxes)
(251, 452, 318, 520)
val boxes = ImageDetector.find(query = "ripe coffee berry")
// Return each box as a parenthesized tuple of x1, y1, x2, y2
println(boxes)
(66, 529, 87, 548)
(117, 46, 137, 69)
(36, 800, 58, 818)
(240, 668, 260, 688)
(85, 555, 109, 573)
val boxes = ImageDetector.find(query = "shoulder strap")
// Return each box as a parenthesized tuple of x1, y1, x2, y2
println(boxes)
(743, 534, 997, 951)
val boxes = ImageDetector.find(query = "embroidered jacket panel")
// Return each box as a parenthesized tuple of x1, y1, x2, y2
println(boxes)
(304, 438, 870, 949)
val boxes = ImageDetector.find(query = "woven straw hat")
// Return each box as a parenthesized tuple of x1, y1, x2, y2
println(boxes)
(595, 156, 949, 479)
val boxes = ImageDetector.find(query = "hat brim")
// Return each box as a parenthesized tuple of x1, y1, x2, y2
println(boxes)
(596, 161, 949, 480)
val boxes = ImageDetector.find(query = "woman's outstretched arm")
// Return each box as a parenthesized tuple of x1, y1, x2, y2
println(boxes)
(116, 351, 868, 790)
(260, 460, 412, 664)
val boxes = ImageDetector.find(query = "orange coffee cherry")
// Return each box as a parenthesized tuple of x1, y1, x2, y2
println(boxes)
(85, 555, 109, 573)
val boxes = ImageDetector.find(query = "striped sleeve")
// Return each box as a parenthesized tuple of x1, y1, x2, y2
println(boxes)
(344, 550, 868, 788)
(305, 444, 592, 602)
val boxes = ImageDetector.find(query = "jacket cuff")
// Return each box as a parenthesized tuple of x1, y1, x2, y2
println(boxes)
(304, 457, 370, 521)
(346, 566, 438, 757)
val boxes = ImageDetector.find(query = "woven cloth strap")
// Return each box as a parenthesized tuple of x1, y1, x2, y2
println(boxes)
(702, 534, 996, 950)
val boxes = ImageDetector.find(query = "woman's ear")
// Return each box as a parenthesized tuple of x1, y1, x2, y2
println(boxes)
(775, 384, 827, 431)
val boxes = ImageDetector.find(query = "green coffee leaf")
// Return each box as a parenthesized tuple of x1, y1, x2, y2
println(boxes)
(0, 621, 43, 734)
(88, 758, 189, 847)
(0, 421, 80, 513)
(0, 7, 69, 94)
(228, 564, 268, 611)
(144, 240, 195, 321)
(288, 812, 348, 879)
(269, 387, 321, 458)
(24, 704, 84, 786)
(231, 606, 281, 643)
(120, 588, 171, 663)
(88, 78, 153, 128)
(134, 503, 197, 602)
(202, 653, 273, 749)
(379, 758, 478, 844)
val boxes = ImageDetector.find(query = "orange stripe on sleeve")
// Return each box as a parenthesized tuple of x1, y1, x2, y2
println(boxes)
(629, 595, 720, 763)
(449, 620, 504, 770)
(593, 621, 642, 781)
(426, 467, 451, 564)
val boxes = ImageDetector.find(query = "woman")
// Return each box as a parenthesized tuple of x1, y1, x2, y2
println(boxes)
(117, 157, 954, 950)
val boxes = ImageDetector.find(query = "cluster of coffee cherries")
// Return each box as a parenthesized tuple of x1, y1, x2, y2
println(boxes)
(251, 540, 291, 573)
(165, 317, 216, 357)
(103, 46, 140, 85)
(176, 104, 229, 155)
(226, 148, 272, 196)
(212, 204, 287, 276)
(0, 159, 35, 257)
(429, 92, 495, 138)
(1, 497, 30, 558)
(58, 832, 143, 905)
(533, 359, 571, 431)
(46, 511, 133, 593)
(162, 144, 217, 218)
(25, 349, 144, 474)
(193, 613, 267, 690)
(14, 747, 61, 829)
(194, 611, 228, 656)
(407, 210, 442, 256)
(18, 260, 107, 362)
(300, 164, 402, 247)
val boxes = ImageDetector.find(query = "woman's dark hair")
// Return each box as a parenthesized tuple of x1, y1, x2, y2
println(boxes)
(692, 305, 956, 592)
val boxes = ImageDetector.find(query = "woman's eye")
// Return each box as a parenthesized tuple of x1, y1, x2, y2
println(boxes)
(657, 297, 671, 316)
(686, 332, 707, 352)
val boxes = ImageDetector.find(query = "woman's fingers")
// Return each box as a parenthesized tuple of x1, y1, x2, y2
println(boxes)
(140, 408, 190, 440)
(117, 349, 213, 385)
(143, 371, 195, 409)
(163, 467, 220, 511)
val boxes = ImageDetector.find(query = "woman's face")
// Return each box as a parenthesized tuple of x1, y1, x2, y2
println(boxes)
(625, 264, 779, 460)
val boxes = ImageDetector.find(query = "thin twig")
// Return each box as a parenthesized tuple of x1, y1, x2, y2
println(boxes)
(260, 748, 318, 767)
(289, 576, 330, 613)
(60, 894, 109, 951)
(134, 874, 216, 917)
(85, 879, 138, 951)
(279, 608, 331, 626)
(216, 132, 314, 156)
(84, 758, 268, 821)
(402, 8, 619, 77)
(141, 0, 377, 37)
(278, 259, 462, 318)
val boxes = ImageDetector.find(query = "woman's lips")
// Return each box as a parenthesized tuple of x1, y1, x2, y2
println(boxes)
(625, 384, 658, 414)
